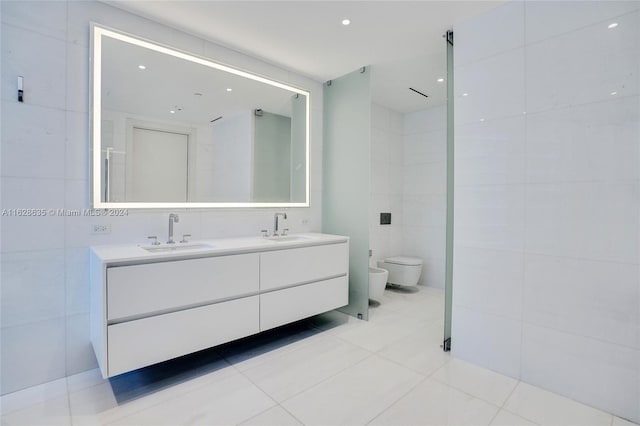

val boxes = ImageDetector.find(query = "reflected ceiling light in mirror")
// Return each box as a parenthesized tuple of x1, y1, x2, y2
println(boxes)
(341, 18, 351, 26)
(138, 64, 146, 70)
(437, 78, 444, 83)
(611, 91, 617, 96)
(462, 92, 469, 97)
(169, 110, 176, 114)
(608, 22, 618, 29)
(226, 88, 233, 92)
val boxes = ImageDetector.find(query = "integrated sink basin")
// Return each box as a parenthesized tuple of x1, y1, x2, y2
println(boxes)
(141, 243, 215, 253)
(267, 235, 312, 242)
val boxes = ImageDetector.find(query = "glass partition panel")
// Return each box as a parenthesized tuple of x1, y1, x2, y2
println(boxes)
(322, 67, 371, 320)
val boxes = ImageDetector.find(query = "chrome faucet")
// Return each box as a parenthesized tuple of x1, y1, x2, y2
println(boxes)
(273, 212, 287, 236)
(167, 213, 179, 244)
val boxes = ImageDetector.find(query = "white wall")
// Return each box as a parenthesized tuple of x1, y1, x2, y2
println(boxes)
(0, 0, 323, 395)
(451, 1, 640, 422)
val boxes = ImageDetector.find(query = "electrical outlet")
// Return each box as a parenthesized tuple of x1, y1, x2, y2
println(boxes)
(92, 224, 111, 234)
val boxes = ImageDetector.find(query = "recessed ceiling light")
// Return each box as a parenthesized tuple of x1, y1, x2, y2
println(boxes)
(462, 93, 469, 97)
(437, 78, 444, 83)
(226, 88, 233, 92)
(479, 118, 485, 122)
(169, 110, 175, 114)
(610, 91, 618, 95)
(608, 22, 618, 29)
(138, 65, 146, 70)
(342, 18, 351, 26)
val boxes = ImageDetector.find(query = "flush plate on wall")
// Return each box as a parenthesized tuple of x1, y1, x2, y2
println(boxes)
(380, 213, 391, 225)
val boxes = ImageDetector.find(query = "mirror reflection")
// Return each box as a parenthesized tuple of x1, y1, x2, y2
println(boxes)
(92, 26, 309, 208)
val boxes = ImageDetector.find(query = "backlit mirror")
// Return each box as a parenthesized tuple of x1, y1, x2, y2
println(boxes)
(91, 24, 310, 208)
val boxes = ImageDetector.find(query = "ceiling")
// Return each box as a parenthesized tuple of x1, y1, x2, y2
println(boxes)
(107, 1, 503, 113)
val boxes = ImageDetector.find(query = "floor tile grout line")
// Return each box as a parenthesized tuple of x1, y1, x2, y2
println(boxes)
(271, 352, 378, 406)
(428, 361, 518, 410)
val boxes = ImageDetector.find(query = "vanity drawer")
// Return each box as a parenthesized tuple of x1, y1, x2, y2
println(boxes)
(108, 296, 259, 376)
(260, 276, 348, 331)
(107, 253, 259, 321)
(260, 242, 348, 291)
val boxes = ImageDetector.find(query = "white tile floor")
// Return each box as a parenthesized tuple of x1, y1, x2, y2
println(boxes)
(1, 286, 638, 426)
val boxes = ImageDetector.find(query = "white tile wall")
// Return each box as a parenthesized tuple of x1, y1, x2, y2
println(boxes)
(454, 0, 525, 67)
(0, 0, 323, 395)
(525, 182, 639, 264)
(0, 319, 67, 395)
(526, 97, 640, 184)
(369, 103, 404, 266)
(456, 115, 525, 186)
(401, 106, 447, 288)
(451, 306, 522, 378)
(453, 1, 640, 422)
(521, 324, 640, 422)
(524, 0, 640, 44)
(523, 254, 639, 348)
(455, 48, 525, 125)
(525, 10, 640, 114)
(1, 250, 66, 328)
(453, 246, 524, 321)
(454, 184, 525, 251)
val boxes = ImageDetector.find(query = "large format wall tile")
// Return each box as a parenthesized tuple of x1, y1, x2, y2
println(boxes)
(521, 324, 639, 422)
(451, 306, 522, 378)
(1, 0, 67, 41)
(525, 1, 640, 45)
(403, 129, 446, 166)
(454, 184, 525, 251)
(525, 182, 639, 263)
(1, 249, 65, 327)
(454, 0, 524, 67)
(1, 25, 66, 109)
(1, 101, 66, 179)
(455, 48, 525, 125)
(456, 115, 525, 186)
(453, 246, 524, 321)
(526, 10, 640, 114)
(524, 254, 639, 348)
(1, 177, 65, 252)
(1, 319, 66, 394)
(526, 96, 640, 184)
(66, 313, 99, 375)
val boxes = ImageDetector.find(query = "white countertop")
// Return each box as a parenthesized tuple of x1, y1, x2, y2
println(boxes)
(90, 232, 349, 265)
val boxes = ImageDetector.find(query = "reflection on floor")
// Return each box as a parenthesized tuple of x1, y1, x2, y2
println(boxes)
(1, 286, 637, 425)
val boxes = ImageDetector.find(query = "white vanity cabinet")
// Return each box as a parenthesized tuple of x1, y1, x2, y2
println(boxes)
(260, 244, 349, 330)
(90, 234, 349, 378)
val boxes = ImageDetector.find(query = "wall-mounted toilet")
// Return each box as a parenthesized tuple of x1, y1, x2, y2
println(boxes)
(377, 256, 423, 287)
